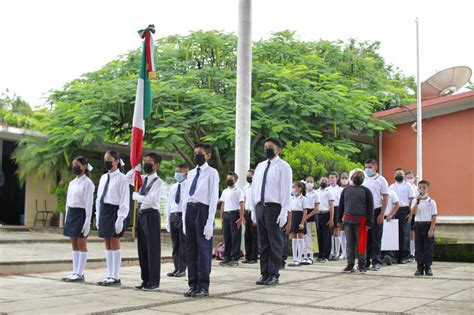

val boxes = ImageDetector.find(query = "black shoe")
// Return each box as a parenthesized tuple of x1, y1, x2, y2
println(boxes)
(366, 260, 371, 268)
(399, 259, 409, 264)
(97, 277, 112, 286)
(425, 267, 433, 276)
(184, 288, 197, 297)
(358, 267, 367, 273)
(167, 270, 178, 277)
(256, 276, 268, 285)
(143, 285, 160, 291)
(219, 259, 230, 266)
(134, 283, 146, 290)
(191, 288, 209, 298)
(263, 275, 279, 285)
(414, 269, 424, 276)
(247, 260, 257, 264)
(343, 265, 355, 273)
(229, 260, 239, 267)
(372, 264, 381, 271)
(242, 260, 250, 264)
(384, 255, 393, 266)
(65, 274, 85, 282)
(102, 278, 121, 286)
(174, 271, 186, 277)
(280, 261, 286, 269)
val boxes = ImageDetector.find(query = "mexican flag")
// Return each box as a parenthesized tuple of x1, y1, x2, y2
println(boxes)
(130, 25, 156, 189)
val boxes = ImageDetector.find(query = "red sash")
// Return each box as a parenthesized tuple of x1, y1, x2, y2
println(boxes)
(343, 213, 368, 254)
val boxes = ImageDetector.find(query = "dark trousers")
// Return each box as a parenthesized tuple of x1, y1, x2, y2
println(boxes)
(281, 228, 288, 261)
(170, 212, 187, 272)
(316, 212, 331, 259)
(256, 203, 282, 277)
(223, 210, 241, 261)
(395, 207, 411, 262)
(244, 210, 258, 261)
(136, 210, 161, 287)
(367, 208, 383, 265)
(344, 223, 366, 268)
(415, 222, 434, 268)
(185, 203, 212, 291)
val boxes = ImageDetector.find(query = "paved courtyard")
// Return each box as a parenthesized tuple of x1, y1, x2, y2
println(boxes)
(1, 259, 473, 314)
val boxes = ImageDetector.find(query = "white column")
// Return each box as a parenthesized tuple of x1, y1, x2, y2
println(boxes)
(415, 18, 423, 181)
(235, 0, 252, 188)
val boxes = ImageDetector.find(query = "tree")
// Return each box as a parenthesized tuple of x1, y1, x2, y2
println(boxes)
(0, 89, 33, 115)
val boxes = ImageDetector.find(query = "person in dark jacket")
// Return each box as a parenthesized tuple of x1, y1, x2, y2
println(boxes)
(337, 169, 374, 273)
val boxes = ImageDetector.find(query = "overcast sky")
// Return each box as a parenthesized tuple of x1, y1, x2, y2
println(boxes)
(0, 0, 473, 107)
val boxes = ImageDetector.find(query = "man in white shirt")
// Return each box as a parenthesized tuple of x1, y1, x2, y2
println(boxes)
(182, 143, 219, 298)
(219, 172, 245, 266)
(362, 158, 389, 271)
(390, 168, 416, 264)
(125, 152, 163, 291)
(165, 163, 189, 278)
(251, 138, 292, 286)
(243, 169, 258, 264)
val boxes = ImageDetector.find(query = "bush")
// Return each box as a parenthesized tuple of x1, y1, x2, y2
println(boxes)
(281, 141, 362, 180)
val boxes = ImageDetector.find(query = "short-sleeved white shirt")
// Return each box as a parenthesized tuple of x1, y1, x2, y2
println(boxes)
(390, 181, 416, 207)
(384, 189, 400, 216)
(363, 173, 389, 209)
(290, 194, 309, 212)
(413, 197, 438, 222)
(220, 186, 244, 211)
(305, 190, 320, 209)
(318, 188, 334, 212)
(328, 185, 343, 207)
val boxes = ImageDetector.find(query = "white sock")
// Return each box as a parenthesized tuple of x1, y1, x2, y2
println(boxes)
(292, 239, 298, 262)
(106, 250, 113, 278)
(340, 232, 347, 257)
(335, 236, 341, 257)
(77, 252, 88, 276)
(112, 249, 122, 280)
(330, 236, 335, 256)
(410, 240, 415, 256)
(297, 239, 305, 262)
(72, 251, 79, 275)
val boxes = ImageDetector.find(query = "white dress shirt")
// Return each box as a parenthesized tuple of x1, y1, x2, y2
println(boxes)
(96, 169, 130, 220)
(183, 162, 220, 221)
(390, 181, 416, 207)
(328, 185, 343, 207)
(305, 190, 320, 209)
(130, 172, 163, 211)
(167, 180, 187, 215)
(244, 184, 252, 210)
(290, 194, 309, 212)
(384, 189, 400, 216)
(250, 156, 293, 212)
(66, 175, 95, 219)
(413, 197, 438, 222)
(363, 173, 389, 209)
(318, 188, 334, 212)
(220, 186, 244, 211)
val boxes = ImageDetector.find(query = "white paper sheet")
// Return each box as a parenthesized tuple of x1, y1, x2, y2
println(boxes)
(381, 219, 399, 251)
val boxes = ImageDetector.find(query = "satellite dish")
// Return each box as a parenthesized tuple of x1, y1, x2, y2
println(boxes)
(421, 66, 472, 100)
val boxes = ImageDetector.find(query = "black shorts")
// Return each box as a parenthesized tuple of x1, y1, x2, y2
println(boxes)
(63, 207, 86, 238)
(98, 203, 124, 238)
(290, 211, 307, 234)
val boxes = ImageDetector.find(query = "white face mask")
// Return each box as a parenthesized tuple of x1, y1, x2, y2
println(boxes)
(305, 182, 314, 190)
(341, 179, 349, 186)
(407, 178, 415, 184)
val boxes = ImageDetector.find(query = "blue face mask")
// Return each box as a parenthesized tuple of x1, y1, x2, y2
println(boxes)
(365, 168, 375, 177)
(175, 172, 185, 182)
(291, 189, 296, 197)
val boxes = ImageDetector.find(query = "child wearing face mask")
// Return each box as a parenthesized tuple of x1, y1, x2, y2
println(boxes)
(219, 172, 245, 267)
(328, 172, 343, 261)
(62, 156, 95, 282)
(411, 180, 437, 276)
(302, 176, 320, 265)
(405, 170, 418, 261)
(288, 181, 308, 266)
(316, 177, 335, 262)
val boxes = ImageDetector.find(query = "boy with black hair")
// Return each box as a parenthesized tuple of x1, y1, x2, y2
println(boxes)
(316, 176, 334, 262)
(243, 169, 258, 264)
(183, 143, 219, 298)
(411, 180, 437, 276)
(219, 172, 245, 266)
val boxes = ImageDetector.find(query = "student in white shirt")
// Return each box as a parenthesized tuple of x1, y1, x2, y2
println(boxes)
(251, 138, 292, 286)
(302, 176, 320, 265)
(362, 158, 389, 271)
(61, 156, 94, 282)
(382, 188, 400, 266)
(411, 180, 437, 276)
(183, 143, 219, 298)
(125, 152, 164, 291)
(219, 172, 245, 266)
(328, 171, 343, 261)
(243, 169, 258, 264)
(390, 168, 416, 264)
(316, 176, 334, 262)
(288, 181, 308, 267)
(338, 172, 350, 259)
(96, 150, 130, 286)
(405, 170, 418, 259)
(165, 163, 189, 278)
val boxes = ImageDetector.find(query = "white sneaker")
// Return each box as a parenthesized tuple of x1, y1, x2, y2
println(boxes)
(65, 274, 84, 282)
(61, 274, 75, 281)
(288, 261, 300, 267)
(339, 254, 346, 260)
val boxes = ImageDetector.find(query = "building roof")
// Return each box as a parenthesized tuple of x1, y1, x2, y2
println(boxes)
(373, 90, 474, 125)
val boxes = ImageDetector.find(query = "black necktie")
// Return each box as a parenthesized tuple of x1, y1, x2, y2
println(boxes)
(100, 174, 110, 205)
(175, 183, 181, 204)
(260, 161, 271, 203)
(189, 167, 201, 196)
(140, 176, 149, 195)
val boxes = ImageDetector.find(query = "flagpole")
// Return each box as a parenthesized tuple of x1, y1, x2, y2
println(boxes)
(415, 17, 423, 181)
(132, 179, 139, 240)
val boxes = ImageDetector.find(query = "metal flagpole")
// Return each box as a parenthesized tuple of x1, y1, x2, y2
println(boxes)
(415, 18, 423, 181)
(235, 0, 252, 189)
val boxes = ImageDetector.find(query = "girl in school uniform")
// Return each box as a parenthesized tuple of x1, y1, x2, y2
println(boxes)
(288, 181, 308, 267)
(62, 156, 95, 282)
(338, 172, 350, 259)
(328, 171, 343, 261)
(302, 176, 320, 265)
(96, 150, 130, 286)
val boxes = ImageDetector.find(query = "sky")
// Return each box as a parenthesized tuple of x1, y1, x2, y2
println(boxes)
(0, 0, 473, 107)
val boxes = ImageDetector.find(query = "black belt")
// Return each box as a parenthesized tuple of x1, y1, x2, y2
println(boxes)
(139, 208, 158, 214)
(257, 202, 281, 208)
(416, 221, 431, 224)
(187, 202, 206, 207)
(170, 212, 182, 216)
